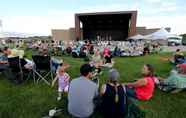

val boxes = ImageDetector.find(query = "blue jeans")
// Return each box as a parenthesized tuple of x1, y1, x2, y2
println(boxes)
(126, 87, 137, 101)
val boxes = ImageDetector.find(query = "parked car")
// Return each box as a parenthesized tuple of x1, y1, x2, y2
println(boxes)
(168, 37, 182, 46)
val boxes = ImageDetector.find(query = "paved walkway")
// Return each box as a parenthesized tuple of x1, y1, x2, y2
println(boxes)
(162, 46, 186, 52)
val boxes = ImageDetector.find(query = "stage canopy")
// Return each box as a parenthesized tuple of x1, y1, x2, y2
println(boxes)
(75, 11, 137, 41)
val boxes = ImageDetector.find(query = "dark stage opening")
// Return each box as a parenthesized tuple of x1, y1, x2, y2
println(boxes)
(79, 14, 131, 41)
(75, 11, 137, 41)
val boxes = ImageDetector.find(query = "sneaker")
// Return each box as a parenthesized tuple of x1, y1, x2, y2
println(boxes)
(57, 96, 61, 101)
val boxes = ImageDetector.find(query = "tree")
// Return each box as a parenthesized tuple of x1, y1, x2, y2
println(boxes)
(180, 34, 186, 45)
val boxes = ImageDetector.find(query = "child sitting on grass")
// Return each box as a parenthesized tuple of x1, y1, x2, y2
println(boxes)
(52, 63, 70, 101)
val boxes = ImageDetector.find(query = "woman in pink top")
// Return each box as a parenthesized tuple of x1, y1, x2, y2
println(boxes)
(103, 47, 112, 64)
(125, 64, 156, 100)
(103, 47, 110, 57)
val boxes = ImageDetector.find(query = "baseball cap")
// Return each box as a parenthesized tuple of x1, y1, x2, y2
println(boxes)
(108, 69, 120, 81)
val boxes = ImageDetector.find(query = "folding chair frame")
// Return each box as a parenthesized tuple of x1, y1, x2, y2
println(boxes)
(32, 56, 54, 85)
(33, 69, 53, 85)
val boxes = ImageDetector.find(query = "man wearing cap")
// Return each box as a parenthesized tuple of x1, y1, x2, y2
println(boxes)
(68, 64, 98, 118)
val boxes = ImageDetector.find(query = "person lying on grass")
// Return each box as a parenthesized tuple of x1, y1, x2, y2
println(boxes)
(156, 64, 186, 93)
(52, 63, 70, 101)
(124, 64, 157, 101)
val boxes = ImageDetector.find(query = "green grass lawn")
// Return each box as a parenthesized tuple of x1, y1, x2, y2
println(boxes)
(0, 52, 186, 118)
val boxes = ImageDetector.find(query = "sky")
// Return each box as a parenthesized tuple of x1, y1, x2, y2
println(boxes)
(0, 0, 185, 35)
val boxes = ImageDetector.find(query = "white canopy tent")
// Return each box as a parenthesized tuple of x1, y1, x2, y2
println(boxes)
(145, 28, 171, 40)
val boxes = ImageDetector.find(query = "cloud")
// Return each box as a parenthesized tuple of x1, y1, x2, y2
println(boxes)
(1, 16, 51, 35)
(0, 1, 185, 35)
(1, 14, 74, 35)
(137, 15, 186, 34)
(75, 4, 138, 13)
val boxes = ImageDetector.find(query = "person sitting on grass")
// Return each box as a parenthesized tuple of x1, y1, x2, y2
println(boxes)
(68, 64, 98, 118)
(90, 49, 103, 74)
(113, 46, 121, 56)
(173, 49, 185, 64)
(156, 64, 186, 93)
(102, 47, 114, 68)
(100, 69, 127, 118)
(143, 44, 150, 55)
(52, 63, 70, 101)
(125, 64, 156, 101)
(0, 47, 14, 81)
(0, 47, 10, 69)
(103, 47, 112, 62)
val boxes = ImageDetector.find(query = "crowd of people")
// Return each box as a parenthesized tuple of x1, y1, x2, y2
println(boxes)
(0, 39, 163, 60)
(19, 39, 161, 58)
(0, 46, 63, 84)
(67, 63, 156, 118)
(97, 40, 145, 56)
(0, 39, 182, 118)
(66, 48, 186, 118)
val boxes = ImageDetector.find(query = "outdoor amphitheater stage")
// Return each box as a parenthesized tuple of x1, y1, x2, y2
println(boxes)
(75, 11, 137, 41)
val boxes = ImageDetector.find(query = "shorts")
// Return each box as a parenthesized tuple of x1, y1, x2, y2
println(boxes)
(58, 85, 69, 92)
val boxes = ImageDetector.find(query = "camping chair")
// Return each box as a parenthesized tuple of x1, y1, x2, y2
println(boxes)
(8, 56, 23, 83)
(32, 55, 53, 85)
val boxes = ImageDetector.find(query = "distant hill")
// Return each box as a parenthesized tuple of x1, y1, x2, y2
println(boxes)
(0, 31, 48, 38)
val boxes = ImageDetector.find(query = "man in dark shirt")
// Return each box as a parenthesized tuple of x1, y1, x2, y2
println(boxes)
(0, 47, 14, 82)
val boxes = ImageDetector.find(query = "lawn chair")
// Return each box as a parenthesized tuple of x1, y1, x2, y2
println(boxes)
(8, 56, 23, 83)
(32, 55, 53, 85)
